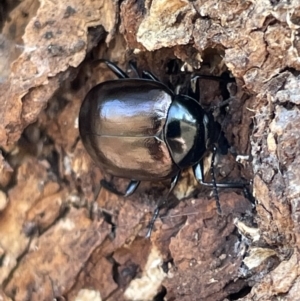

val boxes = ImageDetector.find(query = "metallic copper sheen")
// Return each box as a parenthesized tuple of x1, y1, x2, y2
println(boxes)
(79, 79, 179, 180)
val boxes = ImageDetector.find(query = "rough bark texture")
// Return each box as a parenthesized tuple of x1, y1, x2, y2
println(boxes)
(0, 0, 299, 300)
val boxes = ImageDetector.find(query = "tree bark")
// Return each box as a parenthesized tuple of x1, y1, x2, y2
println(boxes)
(0, 0, 299, 300)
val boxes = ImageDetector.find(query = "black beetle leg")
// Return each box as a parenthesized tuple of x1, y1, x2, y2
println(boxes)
(124, 180, 141, 197)
(193, 146, 247, 214)
(100, 179, 140, 197)
(142, 70, 160, 82)
(145, 207, 159, 239)
(128, 62, 159, 81)
(95, 59, 129, 79)
(193, 150, 247, 189)
(145, 173, 180, 238)
(210, 146, 221, 214)
(189, 74, 235, 103)
(128, 61, 140, 78)
(193, 146, 221, 213)
(242, 185, 255, 205)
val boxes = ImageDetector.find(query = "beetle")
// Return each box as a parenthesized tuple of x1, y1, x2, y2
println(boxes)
(79, 59, 247, 237)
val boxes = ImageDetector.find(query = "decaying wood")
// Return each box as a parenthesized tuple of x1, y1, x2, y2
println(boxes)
(0, 0, 300, 300)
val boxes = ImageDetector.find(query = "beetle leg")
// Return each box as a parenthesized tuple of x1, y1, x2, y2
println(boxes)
(128, 61, 140, 77)
(95, 59, 129, 79)
(124, 180, 141, 197)
(193, 160, 247, 189)
(193, 146, 221, 213)
(171, 173, 180, 190)
(142, 70, 160, 82)
(127, 62, 160, 81)
(210, 146, 221, 214)
(100, 179, 140, 197)
(193, 147, 248, 188)
(193, 146, 248, 214)
(145, 207, 159, 239)
(145, 173, 180, 238)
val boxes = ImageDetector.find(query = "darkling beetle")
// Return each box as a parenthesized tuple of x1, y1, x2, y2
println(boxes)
(79, 59, 248, 237)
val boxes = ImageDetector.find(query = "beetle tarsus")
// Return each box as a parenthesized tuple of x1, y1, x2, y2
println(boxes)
(210, 146, 222, 214)
(193, 147, 249, 213)
(243, 185, 255, 204)
(145, 173, 180, 238)
(145, 206, 160, 238)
